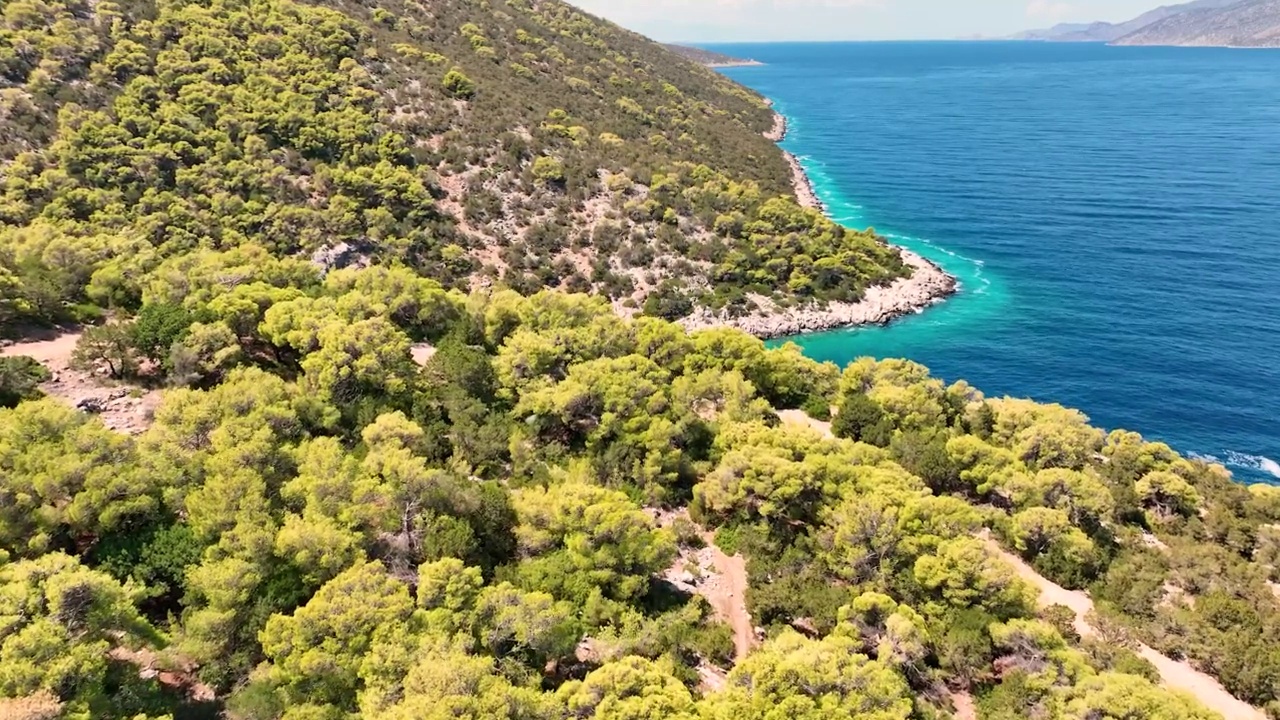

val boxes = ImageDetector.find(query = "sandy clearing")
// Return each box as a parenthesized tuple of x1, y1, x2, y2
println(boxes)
(979, 533, 1266, 720)
(1, 330, 82, 370)
(777, 408, 834, 438)
(2, 330, 160, 435)
(410, 343, 436, 366)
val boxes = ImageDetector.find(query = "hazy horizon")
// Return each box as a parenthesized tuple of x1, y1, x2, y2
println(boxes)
(566, 0, 1173, 43)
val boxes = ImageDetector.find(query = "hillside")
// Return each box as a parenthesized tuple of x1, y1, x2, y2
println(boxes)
(0, 0, 910, 332)
(1013, 0, 1251, 43)
(1115, 0, 1280, 45)
(663, 44, 764, 67)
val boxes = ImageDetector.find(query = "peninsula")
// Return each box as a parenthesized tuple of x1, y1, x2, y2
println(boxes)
(664, 43, 766, 67)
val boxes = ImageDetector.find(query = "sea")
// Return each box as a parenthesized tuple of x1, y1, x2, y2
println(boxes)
(712, 41, 1280, 485)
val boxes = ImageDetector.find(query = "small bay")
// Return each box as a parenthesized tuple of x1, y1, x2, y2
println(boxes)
(715, 41, 1280, 484)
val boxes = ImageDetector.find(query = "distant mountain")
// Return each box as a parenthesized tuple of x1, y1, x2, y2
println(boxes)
(663, 44, 763, 67)
(1012, 0, 1248, 43)
(1114, 0, 1280, 45)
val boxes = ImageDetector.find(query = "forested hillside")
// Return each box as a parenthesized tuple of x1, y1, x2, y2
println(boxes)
(0, 0, 907, 328)
(2, 1, 1280, 720)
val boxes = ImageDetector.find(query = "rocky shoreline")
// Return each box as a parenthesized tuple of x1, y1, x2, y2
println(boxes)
(680, 110, 958, 339)
(679, 251, 956, 339)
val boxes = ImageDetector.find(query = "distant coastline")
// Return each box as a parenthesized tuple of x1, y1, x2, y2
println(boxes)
(704, 59, 766, 68)
(681, 108, 957, 339)
(664, 43, 765, 68)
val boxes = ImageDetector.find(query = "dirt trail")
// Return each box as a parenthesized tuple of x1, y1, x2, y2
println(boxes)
(702, 535, 756, 661)
(727, 411, 1265, 718)
(950, 690, 977, 720)
(652, 509, 757, 662)
(1, 331, 81, 369)
(979, 533, 1266, 720)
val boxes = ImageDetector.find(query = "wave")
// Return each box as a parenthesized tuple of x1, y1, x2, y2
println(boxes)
(1193, 451, 1280, 480)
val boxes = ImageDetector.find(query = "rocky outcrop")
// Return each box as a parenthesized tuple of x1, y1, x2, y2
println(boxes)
(764, 112, 787, 143)
(679, 250, 956, 339)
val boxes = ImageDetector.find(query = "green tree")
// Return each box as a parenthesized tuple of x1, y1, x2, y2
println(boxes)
(511, 477, 674, 606)
(699, 631, 913, 720)
(259, 561, 415, 708)
(130, 303, 193, 365)
(558, 656, 697, 719)
(70, 323, 139, 379)
(832, 389, 892, 446)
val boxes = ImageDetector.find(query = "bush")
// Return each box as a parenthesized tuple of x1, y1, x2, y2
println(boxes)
(0, 355, 51, 408)
(642, 280, 693, 320)
(800, 395, 831, 421)
(832, 389, 892, 446)
(442, 67, 476, 98)
(531, 156, 565, 184)
(70, 323, 139, 379)
(131, 303, 193, 365)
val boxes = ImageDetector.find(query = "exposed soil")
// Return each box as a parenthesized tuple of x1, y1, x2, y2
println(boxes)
(704, 537, 756, 661)
(410, 342, 437, 366)
(108, 646, 217, 703)
(777, 408, 834, 438)
(653, 509, 758, 662)
(950, 690, 977, 720)
(1, 331, 161, 435)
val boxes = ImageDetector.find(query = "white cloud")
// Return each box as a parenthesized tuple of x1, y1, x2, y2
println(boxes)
(1025, 0, 1073, 20)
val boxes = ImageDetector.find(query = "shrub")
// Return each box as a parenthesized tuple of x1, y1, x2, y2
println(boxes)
(70, 323, 139, 379)
(531, 156, 565, 184)
(442, 67, 476, 98)
(0, 356, 51, 408)
(131, 303, 193, 365)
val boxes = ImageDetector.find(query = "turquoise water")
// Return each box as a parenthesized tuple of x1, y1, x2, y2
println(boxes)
(714, 42, 1280, 484)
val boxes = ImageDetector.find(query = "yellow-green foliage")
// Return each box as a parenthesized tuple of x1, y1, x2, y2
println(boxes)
(0, 288, 1271, 719)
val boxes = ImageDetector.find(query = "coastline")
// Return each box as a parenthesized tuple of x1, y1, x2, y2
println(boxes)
(681, 110, 958, 339)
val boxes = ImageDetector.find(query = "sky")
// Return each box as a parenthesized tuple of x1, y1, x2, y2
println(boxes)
(565, 0, 1167, 42)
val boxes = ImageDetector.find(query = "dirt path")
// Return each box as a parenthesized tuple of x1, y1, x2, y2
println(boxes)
(950, 690, 977, 720)
(702, 535, 755, 661)
(652, 509, 757, 662)
(979, 533, 1266, 720)
(1, 330, 82, 369)
(726, 413, 1264, 718)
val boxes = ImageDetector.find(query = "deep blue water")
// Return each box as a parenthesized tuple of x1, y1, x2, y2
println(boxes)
(714, 42, 1280, 484)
